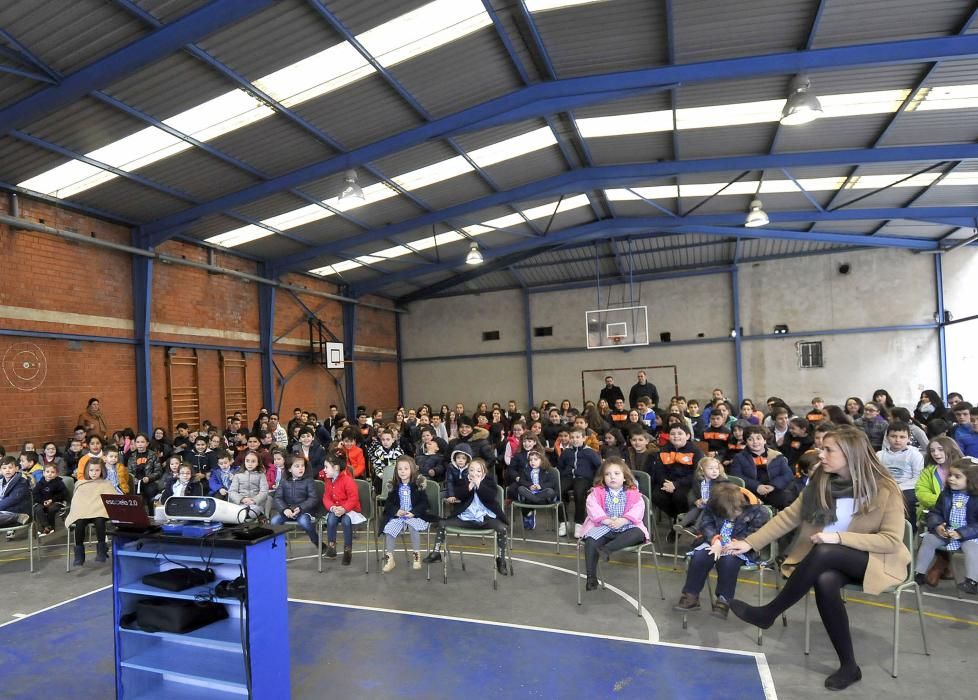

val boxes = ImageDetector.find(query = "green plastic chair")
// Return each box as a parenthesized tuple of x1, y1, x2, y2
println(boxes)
(575, 494, 665, 616)
(803, 520, 928, 677)
(509, 471, 565, 553)
(442, 484, 513, 590)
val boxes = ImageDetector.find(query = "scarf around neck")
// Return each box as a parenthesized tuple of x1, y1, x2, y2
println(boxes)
(801, 474, 854, 526)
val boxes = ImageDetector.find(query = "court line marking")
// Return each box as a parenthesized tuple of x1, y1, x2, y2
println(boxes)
(0, 584, 111, 629)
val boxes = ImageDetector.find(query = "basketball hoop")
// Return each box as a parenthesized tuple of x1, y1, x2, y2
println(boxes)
(610, 335, 624, 345)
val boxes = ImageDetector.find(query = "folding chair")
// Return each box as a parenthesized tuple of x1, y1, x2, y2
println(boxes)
(804, 520, 928, 677)
(442, 485, 513, 590)
(318, 478, 375, 574)
(509, 471, 564, 553)
(281, 480, 325, 556)
(576, 494, 665, 616)
(0, 515, 33, 573)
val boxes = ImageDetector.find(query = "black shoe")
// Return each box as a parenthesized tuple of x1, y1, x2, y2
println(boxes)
(585, 576, 599, 591)
(72, 545, 85, 567)
(496, 556, 508, 575)
(824, 666, 862, 691)
(958, 578, 978, 595)
(423, 551, 442, 564)
(341, 547, 352, 566)
(324, 542, 337, 559)
(95, 543, 108, 563)
(728, 598, 774, 629)
(913, 572, 927, 587)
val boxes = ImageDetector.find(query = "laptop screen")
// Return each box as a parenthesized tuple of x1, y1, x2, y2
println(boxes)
(101, 494, 151, 527)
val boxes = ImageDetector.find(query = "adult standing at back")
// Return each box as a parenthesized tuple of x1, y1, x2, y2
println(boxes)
(599, 376, 625, 408)
(628, 371, 659, 409)
(77, 398, 108, 439)
(724, 425, 910, 691)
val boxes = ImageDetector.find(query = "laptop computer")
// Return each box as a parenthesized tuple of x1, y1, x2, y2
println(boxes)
(102, 494, 162, 534)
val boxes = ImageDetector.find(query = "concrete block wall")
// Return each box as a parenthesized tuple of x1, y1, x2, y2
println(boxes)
(0, 197, 400, 451)
(401, 247, 978, 412)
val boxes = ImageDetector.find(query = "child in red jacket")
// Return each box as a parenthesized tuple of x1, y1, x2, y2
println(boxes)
(322, 450, 363, 565)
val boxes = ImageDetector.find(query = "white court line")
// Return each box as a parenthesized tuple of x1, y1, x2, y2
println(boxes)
(0, 584, 111, 629)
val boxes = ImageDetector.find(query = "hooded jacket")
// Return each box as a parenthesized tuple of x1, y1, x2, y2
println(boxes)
(444, 444, 473, 501)
(449, 426, 496, 466)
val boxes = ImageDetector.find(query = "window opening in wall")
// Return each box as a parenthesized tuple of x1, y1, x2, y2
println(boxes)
(533, 326, 553, 337)
(798, 341, 823, 369)
(482, 330, 500, 341)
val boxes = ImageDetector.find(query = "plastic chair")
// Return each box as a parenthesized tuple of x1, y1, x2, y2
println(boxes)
(575, 494, 665, 616)
(804, 520, 928, 677)
(634, 470, 652, 500)
(509, 471, 565, 553)
(318, 478, 375, 574)
(0, 514, 33, 572)
(442, 485, 513, 590)
(726, 475, 746, 488)
(280, 479, 325, 555)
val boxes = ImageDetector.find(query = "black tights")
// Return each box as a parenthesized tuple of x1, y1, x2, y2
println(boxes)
(747, 544, 868, 668)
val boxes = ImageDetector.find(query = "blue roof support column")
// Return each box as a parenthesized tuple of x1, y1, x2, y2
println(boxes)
(731, 266, 744, 405)
(935, 254, 949, 399)
(131, 245, 153, 433)
(258, 272, 276, 412)
(523, 287, 535, 409)
(342, 299, 358, 419)
(0, 0, 274, 133)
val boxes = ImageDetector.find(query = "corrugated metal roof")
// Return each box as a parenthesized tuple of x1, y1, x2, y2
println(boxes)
(876, 109, 978, 147)
(0, 1, 146, 75)
(482, 147, 568, 190)
(533, 0, 669, 77)
(137, 149, 261, 201)
(677, 124, 776, 158)
(135, 0, 212, 23)
(71, 178, 187, 221)
(775, 113, 894, 152)
(588, 133, 675, 166)
(236, 235, 309, 260)
(196, 1, 340, 83)
(326, 0, 434, 35)
(812, 0, 973, 48)
(288, 216, 364, 246)
(673, 0, 816, 64)
(23, 96, 144, 157)
(206, 114, 336, 177)
(408, 173, 495, 210)
(0, 136, 68, 185)
(387, 28, 523, 119)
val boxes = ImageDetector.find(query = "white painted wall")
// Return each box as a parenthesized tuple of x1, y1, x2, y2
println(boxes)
(399, 248, 967, 410)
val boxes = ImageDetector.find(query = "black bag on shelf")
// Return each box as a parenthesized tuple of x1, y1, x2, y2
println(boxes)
(130, 598, 229, 634)
(141, 567, 215, 592)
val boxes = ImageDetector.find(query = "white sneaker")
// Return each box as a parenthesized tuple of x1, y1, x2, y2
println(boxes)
(382, 553, 396, 573)
(558, 522, 567, 537)
(574, 524, 583, 539)
(412, 552, 422, 570)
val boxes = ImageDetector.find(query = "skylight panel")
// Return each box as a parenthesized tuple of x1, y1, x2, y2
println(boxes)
(18, 161, 113, 199)
(604, 185, 678, 201)
(522, 194, 591, 219)
(206, 224, 272, 248)
(166, 90, 274, 140)
(360, 0, 491, 67)
(525, 0, 611, 11)
(252, 42, 375, 108)
(916, 84, 978, 112)
(391, 156, 473, 190)
(576, 111, 674, 138)
(467, 127, 557, 167)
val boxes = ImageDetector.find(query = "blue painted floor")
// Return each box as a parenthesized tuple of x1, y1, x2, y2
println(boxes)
(0, 588, 768, 699)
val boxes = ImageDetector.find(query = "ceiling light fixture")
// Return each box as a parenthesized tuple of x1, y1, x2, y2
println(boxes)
(339, 169, 365, 201)
(744, 198, 769, 227)
(781, 74, 823, 125)
(465, 242, 484, 265)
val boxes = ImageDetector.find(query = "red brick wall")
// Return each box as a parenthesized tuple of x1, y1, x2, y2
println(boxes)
(0, 197, 400, 451)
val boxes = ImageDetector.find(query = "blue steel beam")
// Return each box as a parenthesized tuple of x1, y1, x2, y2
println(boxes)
(341, 299, 357, 418)
(258, 269, 276, 411)
(310, 0, 545, 237)
(353, 216, 940, 297)
(0, 0, 274, 133)
(269, 146, 978, 275)
(139, 33, 978, 245)
(132, 248, 153, 432)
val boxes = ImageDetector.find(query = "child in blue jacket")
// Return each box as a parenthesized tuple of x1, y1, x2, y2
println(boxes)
(915, 458, 978, 594)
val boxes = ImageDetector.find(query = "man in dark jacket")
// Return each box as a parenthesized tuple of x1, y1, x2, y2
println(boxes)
(628, 370, 659, 409)
(599, 375, 625, 407)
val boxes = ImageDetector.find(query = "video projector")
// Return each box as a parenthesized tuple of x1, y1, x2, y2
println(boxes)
(164, 497, 250, 524)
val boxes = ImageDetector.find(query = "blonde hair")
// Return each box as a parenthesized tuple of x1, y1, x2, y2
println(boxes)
(812, 425, 896, 515)
(468, 458, 488, 479)
(694, 456, 725, 481)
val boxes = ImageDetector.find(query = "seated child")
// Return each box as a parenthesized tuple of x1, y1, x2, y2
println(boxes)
(785, 449, 819, 502)
(160, 463, 206, 502)
(674, 481, 770, 617)
(270, 456, 320, 547)
(515, 449, 559, 531)
(624, 430, 655, 474)
(102, 446, 130, 494)
(423, 458, 509, 575)
(127, 433, 162, 505)
(914, 458, 978, 594)
(724, 420, 750, 467)
(581, 458, 648, 591)
(380, 456, 434, 572)
(229, 450, 269, 519)
(443, 444, 473, 503)
(266, 448, 286, 491)
(417, 438, 446, 482)
(19, 451, 43, 484)
(65, 459, 117, 566)
(322, 451, 364, 565)
(0, 456, 31, 527)
(33, 464, 68, 535)
(208, 450, 239, 499)
(678, 456, 726, 531)
(876, 421, 924, 530)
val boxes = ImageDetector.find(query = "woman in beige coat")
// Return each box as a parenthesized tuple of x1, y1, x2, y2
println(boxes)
(725, 425, 910, 691)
